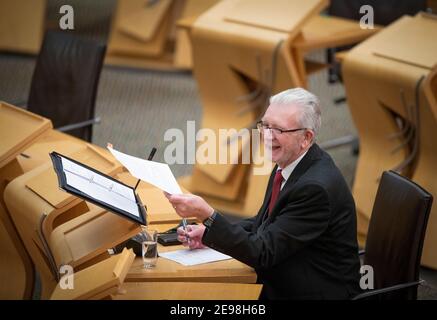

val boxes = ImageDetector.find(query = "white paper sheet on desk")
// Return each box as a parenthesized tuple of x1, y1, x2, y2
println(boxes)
(107, 146, 182, 195)
(159, 248, 232, 266)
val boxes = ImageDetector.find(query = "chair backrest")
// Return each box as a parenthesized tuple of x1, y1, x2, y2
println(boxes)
(27, 31, 106, 142)
(364, 170, 433, 299)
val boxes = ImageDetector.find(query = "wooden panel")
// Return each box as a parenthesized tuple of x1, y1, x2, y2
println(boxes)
(0, 0, 46, 54)
(118, 0, 172, 42)
(424, 67, 437, 121)
(190, 162, 249, 201)
(0, 102, 51, 299)
(51, 249, 135, 300)
(342, 13, 437, 268)
(0, 102, 52, 168)
(137, 187, 183, 224)
(180, 0, 220, 19)
(16, 130, 85, 173)
(49, 208, 140, 268)
(174, 0, 221, 68)
(26, 145, 120, 209)
(115, 281, 262, 300)
(107, 0, 172, 58)
(126, 241, 256, 283)
(224, 0, 328, 34)
(372, 13, 437, 70)
(293, 15, 380, 52)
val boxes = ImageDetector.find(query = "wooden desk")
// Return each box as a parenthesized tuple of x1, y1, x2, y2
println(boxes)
(48, 205, 140, 271)
(342, 13, 437, 268)
(0, 102, 52, 168)
(115, 282, 262, 300)
(51, 248, 135, 300)
(16, 129, 86, 173)
(125, 224, 257, 284)
(105, 0, 219, 70)
(0, 0, 46, 54)
(50, 247, 261, 300)
(292, 15, 380, 84)
(0, 102, 52, 299)
(4, 145, 127, 298)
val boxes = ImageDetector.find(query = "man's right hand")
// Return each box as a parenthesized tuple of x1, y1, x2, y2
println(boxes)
(177, 224, 207, 250)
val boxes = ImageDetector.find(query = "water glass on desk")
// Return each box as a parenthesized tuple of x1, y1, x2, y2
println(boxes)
(141, 227, 158, 268)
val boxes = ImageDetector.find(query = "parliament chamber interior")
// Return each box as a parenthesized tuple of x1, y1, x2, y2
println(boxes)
(0, 0, 437, 302)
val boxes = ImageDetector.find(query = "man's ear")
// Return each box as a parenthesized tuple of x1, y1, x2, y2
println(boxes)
(302, 130, 314, 148)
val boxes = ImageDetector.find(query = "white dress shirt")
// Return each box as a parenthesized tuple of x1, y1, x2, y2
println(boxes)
(278, 149, 309, 190)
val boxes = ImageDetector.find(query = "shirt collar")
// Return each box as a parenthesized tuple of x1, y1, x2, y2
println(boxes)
(278, 149, 309, 182)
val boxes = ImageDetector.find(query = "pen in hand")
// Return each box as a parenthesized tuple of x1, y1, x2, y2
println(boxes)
(182, 218, 191, 246)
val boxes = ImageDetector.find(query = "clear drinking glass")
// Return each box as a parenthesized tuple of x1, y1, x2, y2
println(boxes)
(141, 227, 158, 268)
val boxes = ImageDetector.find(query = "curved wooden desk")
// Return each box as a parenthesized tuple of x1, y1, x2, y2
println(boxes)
(4, 146, 126, 298)
(0, 102, 51, 299)
(342, 13, 437, 268)
(115, 282, 262, 300)
(0, 0, 46, 54)
(50, 247, 261, 300)
(106, 0, 219, 70)
(125, 223, 257, 284)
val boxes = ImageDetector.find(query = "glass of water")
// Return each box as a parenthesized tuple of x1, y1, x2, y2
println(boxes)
(141, 227, 158, 268)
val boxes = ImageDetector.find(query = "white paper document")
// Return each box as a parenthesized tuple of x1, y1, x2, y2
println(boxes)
(159, 248, 232, 266)
(108, 147, 182, 195)
(61, 157, 140, 217)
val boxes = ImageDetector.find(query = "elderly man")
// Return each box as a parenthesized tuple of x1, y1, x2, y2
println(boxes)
(165, 88, 361, 299)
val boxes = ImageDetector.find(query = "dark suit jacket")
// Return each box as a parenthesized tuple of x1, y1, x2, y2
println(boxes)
(202, 143, 361, 299)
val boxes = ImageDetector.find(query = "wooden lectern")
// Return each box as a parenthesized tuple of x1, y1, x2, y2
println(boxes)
(342, 13, 437, 268)
(3, 145, 142, 298)
(0, 102, 51, 299)
(178, 0, 378, 217)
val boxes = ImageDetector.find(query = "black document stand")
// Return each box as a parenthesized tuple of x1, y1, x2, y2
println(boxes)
(50, 151, 147, 225)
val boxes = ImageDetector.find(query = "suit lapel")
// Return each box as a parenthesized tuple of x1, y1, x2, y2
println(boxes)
(283, 143, 322, 189)
(253, 144, 324, 227)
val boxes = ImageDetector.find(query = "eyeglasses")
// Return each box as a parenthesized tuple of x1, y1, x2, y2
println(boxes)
(256, 121, 307, 135)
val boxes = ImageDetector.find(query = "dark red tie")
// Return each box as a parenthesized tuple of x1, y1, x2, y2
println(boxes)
(269, 169, 283, 214)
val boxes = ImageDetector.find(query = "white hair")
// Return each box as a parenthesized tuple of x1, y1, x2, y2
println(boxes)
(269, 88, 321, 136)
